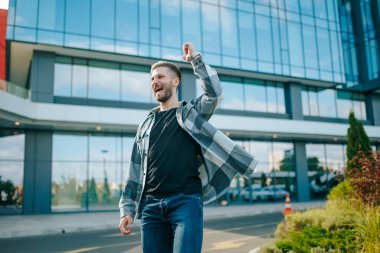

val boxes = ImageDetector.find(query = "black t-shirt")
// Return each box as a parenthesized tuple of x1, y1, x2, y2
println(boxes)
(144, 107, 202, 198)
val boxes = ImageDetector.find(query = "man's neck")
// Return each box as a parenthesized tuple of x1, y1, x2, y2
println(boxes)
(159, 97, 180, 112)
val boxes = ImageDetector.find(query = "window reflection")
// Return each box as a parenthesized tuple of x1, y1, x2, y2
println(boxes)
(161, 0, 181, 48)
(245, 82, 267, 112)
(91, 0, 114, 39)
(11, 0, 347, 83)
(38, 0, 64, 31)
(54, 63, 71, 96)
(225, 140, 296, 205)
(201, 3, 221, 55)
(0, 134, 25, 214)
(303, 88, 367, 120)
(220, 81, 244, 110)
(65, 0, 90, 35)
(52, 134, 134, 212)
(306, 143, 344, 199)
(121, 70, 151, 103)
(88, 66, 120, 100)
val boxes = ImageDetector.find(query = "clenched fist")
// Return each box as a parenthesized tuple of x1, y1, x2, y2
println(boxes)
(182, 42, 197, 62)
(119, 215, 133, 235)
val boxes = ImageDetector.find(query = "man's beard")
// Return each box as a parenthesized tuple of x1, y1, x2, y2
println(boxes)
(155, 85, 173, 103)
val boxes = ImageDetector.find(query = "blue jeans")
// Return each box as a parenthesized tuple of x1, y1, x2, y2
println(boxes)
(140, 193, 203, 253)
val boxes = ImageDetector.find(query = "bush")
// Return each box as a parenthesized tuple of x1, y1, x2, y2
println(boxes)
(273, 207, 357, 253)
(345, 150, 380, 206)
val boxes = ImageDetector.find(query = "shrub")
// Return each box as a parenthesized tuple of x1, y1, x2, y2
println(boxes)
(345, 150, 380, 206)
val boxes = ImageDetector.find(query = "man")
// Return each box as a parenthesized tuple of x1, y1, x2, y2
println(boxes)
(119, 42, 258, 253)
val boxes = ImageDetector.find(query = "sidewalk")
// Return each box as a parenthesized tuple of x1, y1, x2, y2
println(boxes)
(0, 201, 325, 239)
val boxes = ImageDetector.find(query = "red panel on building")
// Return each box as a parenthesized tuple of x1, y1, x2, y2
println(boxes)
(0, 9, 7, 82)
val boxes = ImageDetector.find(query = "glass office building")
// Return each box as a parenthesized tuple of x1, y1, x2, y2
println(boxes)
(1, 0, 380, 214)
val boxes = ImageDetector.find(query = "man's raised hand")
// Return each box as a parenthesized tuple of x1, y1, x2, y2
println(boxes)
(182, 42, 196, 62)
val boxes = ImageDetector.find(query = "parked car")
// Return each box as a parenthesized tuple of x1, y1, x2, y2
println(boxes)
(242, 185, 289, 201)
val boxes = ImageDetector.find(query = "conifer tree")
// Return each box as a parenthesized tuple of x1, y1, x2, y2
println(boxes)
(346, 111, 371, 168)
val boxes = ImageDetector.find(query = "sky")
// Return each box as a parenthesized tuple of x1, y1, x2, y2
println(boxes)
(0, 0, 9, 10)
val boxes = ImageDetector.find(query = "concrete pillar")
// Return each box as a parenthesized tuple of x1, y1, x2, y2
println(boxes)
(30, 50, 55, 103)
(23, 131, 53, 214)
(294, 141, 310, 201)
(179, 68, 196, 102)
(285, 83, 304, 120)
(366, 92, 380, 126)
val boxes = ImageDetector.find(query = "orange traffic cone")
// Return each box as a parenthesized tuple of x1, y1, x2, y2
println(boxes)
(283, 193, 292, 215)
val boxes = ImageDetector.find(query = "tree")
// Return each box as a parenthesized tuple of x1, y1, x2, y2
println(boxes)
(346, 111, 371, 169)
(88, 177, 98, 205)
(261, 172, 267, 187)
(307, 157, 324, 172)
(102, 173, 111, 205)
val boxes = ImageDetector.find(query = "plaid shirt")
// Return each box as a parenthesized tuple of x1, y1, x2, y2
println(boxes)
(119, 54, 258, 219)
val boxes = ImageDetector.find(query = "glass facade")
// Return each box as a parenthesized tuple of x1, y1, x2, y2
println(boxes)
(8, 0, 346, 83)
(0, 134, 24, 214)
(54, 56, 153, 103)
(302, 87, 367, 120)
(306, 143, 346, 199)
(52, 134, 134, 212)
(224, 140, 296, 204)
(360, 0, 380, 80)
(197, 77, 286, 114)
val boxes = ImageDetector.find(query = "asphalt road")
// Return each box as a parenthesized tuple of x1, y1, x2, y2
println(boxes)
(0, 212, 283, 253)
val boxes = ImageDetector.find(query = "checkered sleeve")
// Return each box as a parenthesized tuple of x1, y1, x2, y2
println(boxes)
(190, 54, 223, 120)
(119, 140, 142, 219)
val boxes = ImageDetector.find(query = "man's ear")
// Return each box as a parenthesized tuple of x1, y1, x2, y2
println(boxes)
(173, 78, 180, 90)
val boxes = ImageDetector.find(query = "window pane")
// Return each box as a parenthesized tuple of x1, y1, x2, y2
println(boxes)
(53, 135, 88, 161)
(88, 162, 121, 210)
(52, 162, 87, 212)
(38, 0, 64, 31)
(220, 81, 244, 110)
(88, 65, 120, 101)
(238, 11, 256, 60)
(302, 90, 310, 115)
(250, 141, 271, 173)
(161, 0, 180, 48)
(72, 64, 88, 98)
(139, 0, 149, 44)
(54, 63, 71, 96)
(202, 3, 221, 54)
(0, 134, 25, 213)
(244, 82, 267, 112)
(318, 89, 337, 117)
(121, 70, 151, 103)
(267, 84, 278, 113)
(116, 0, 138, 41)
(317, 28, 332, 72)
(308, 90, 319, 116)
(89, 136, 120, 162)
(288, 22, 304, 69)
(303, 25, 318, 71)
(182, 0, 201, 47)
(256, 15, 273, 71)
(325, 144, 345, 172)
(65, 0, 90, 35)
(221, 7, 238, 56)
(91, 0, 115, 39)
(276, 84, 286, 113)
(14, 0, 38, 27)
(337, 98, 352, 119)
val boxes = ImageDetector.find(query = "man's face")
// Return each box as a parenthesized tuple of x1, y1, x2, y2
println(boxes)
(150, 67, 178, 103)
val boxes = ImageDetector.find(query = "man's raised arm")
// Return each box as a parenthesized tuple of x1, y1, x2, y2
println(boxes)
(182, 42, 223, 120)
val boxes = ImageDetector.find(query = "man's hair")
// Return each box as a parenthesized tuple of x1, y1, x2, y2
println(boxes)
(151, 61, 182, 82)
